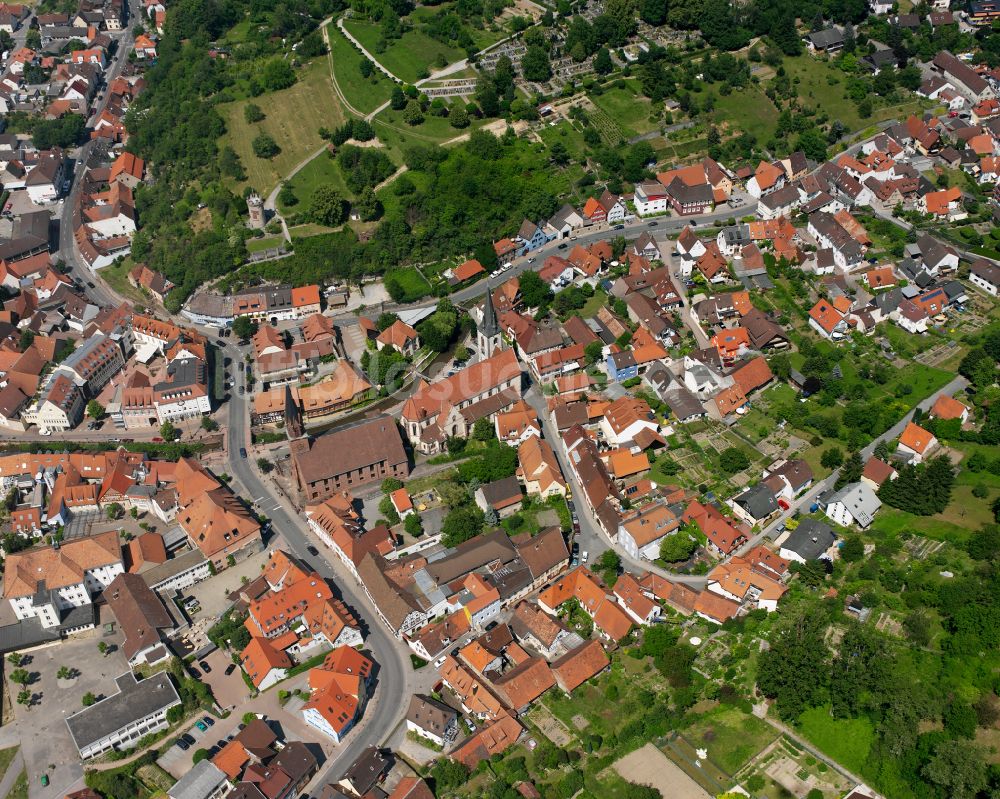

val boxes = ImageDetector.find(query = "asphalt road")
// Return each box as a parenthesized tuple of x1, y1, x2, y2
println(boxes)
(522, 381, 709, 589)
(220, 339, 410, 785)
(57, 0, 141, 308)
(330, 202, 757, 325)
(734, 374, 970, 556)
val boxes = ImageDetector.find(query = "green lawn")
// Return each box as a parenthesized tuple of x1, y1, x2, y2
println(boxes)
(684, 706, 780, 775)
(797, 706, 874, 775)
(537, 120, 590, 162)
(387, 266, 432, 301)
(711, 84, 780, 144)
(590, 81, 661, 137)
(246, 236, 286, 253)
(98, 257, 151, 307)
(328, 26, 395, 115)
(218, 58, 346, 195)
(277, 149, 354, 215)
(781, 56, 928, 136)
(7, 769, 26, 799)
(342, 20, 465, 83)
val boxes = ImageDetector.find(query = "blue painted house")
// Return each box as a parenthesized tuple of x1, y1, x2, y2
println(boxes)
(515, 219, 555, 256)
(606, 350, 638, 382)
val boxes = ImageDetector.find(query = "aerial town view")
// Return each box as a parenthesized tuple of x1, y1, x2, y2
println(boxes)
(0, 0, 998, 798)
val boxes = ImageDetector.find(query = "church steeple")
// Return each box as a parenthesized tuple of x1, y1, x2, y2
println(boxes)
(477, 285, 502, 358)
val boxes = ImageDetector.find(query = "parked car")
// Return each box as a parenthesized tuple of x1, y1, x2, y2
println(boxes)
(558, 243, 568, 250)
(202, 715, 215, 727)
(581, 550, 589, 563)
(647, 221, 658, 227)
(613, 224, 624, 230)
(307, 545, 319, 556)
(175, 739, 190, 751)
(239, 447, 247, 458)
(181, 734, 197, 746)
(225, 664, 237, 676)
(195, 721, 208, 732)
(199, 660, 211, 673)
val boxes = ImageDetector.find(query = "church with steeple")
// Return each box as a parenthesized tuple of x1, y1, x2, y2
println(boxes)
(477, 285, 503, 358)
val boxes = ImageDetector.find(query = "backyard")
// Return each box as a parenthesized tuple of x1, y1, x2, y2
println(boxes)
(276, 149, 355, 215)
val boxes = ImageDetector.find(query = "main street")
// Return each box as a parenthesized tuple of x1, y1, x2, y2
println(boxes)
(219, 338, 412, 786)
(56, 0, 142, 308)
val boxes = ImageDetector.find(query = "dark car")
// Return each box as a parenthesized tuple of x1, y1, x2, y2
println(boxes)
(199, 660, 211, 673)
(225, 664, 236, 676)
(485, 620, 498, 631)
(239, 447, 247, 458)
(87, 281, 95, 288)
(613, 224, 624, 230)
(176, 738, 190, 751)
(181, 733, 197, 746)
(202, 715, 215, 727)
(306, 545, 319, 556)
(647, 221, 658, 227)
(238, 386, 244, 395)
(558, 242, 568, 250)
(190, 668, 201, 678)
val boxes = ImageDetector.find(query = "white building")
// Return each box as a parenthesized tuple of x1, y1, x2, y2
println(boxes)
(825, 482, 882, 529)
(3, 531, 123, 628)
(66, 672, 181, 759)
(970, 259, 1000, 297)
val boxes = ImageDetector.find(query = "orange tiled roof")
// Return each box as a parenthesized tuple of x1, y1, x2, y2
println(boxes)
(899, 421, 935, 454)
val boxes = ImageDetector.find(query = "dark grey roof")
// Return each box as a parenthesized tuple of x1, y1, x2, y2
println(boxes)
(481, 285, 499, 338)
(808, 28, 844, 48)
(734, 483, 779, 521)
(782, 518, 836, 560)
(65, 672, 180, 753)
(340, 747, 393, 795)
(167, 760, 228, 799)
(406, 694, 458, 734)
(479, 476, 523, 507)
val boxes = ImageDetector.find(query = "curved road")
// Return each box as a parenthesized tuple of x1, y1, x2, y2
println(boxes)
(220, 338, 411, 784)
(58, 0, 142, 307)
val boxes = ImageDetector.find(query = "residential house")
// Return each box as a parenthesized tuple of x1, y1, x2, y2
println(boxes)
(616, 501, 679, 561)
(730, 484, 780, 528)
(779, 518, 837, 563)
(825, 482, 882, 528)
(970, 258, 1000, 296)
(897, 420, 937, 463)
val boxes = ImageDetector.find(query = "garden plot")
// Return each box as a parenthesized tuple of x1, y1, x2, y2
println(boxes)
(736, 736, 852, 799)
(613, 743, 712, 799)
(874, 612, 905, 638)
(525, 705, 574, 747)
(902, 535, 947, 560)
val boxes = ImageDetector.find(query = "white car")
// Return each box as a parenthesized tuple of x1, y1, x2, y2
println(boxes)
(581, 550, 589, 563)
(434, 655, 447, 668)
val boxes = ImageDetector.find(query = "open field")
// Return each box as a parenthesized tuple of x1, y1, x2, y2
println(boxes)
(797, 706, 874, 775)
(712, 85, 780, 143)
(684, 706, 779, 775)
(781, 56, 927, 135)
(343, 19, 465, 83)
(328, 27, 395, 115)
(277, 149, 354, 214)
(590, 81, 660, 138)
(0, 747, 19, 785)
(218, 59, 346, 195)
(246, 235, 286, 253)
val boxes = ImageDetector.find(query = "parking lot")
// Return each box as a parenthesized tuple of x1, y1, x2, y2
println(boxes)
(156, 712, 225, 777)
(195, 647, 248, 711)
(8, 621, 128, 799)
